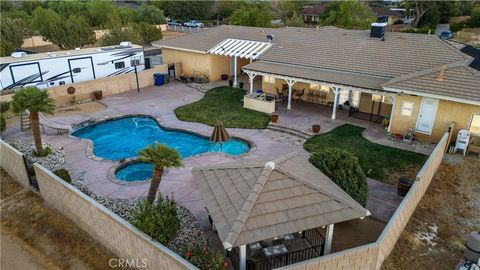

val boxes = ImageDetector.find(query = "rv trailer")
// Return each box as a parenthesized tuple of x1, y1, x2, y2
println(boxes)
(0, 42, 145, 91)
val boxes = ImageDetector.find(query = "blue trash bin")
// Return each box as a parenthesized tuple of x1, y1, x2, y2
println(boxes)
(154, 73, 164, 86)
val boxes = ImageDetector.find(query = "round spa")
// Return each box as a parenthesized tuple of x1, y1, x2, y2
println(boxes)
(115, 161, 154, 182)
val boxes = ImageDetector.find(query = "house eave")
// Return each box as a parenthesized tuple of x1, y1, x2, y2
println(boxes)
(382, 86, 480, 106)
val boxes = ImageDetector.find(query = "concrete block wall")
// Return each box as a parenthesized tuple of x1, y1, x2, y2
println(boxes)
(0, 139, 30, 189)
(34, 164, 196, 270)
(278, 131, 449, 270)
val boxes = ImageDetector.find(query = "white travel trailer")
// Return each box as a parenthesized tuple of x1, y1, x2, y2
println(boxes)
(0, 42, 145, 91)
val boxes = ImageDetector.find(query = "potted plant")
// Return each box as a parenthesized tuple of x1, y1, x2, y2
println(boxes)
(239, 81, 244, 89)
(312, 124, 320, 133)
(228, 79, 234, 87)
(93, 90, 102, 100)
(397, 177, 413, 197)
(221, 74, 228, 80)
(270, 114, 279, 123)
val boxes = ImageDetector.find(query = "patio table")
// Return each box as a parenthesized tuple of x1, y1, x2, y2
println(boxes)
(263, 244, 288, 258)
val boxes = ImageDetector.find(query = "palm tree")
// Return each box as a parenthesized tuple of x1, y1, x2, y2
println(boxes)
(139, 142, 183, 204)
(11, 87, 55, 155)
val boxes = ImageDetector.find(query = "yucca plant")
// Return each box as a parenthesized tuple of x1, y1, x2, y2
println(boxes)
(11, 87, 55, 155)
(138, 142, 183, 204)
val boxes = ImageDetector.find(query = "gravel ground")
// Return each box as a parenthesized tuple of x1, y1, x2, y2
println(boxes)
(71, 177, 207, 255)
(8, 140, 65, 170)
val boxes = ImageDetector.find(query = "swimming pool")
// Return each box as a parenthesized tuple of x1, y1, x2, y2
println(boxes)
(73, 116, 250, 181)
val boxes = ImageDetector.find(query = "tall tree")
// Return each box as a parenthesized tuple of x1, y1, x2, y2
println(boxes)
(320, 0, 376, 30)
(216, 1, 245, 20)
(230, 3, 273, 27)
(31, 7, 95, 49)
(136, 22, 162, 44)
(138, 143, 183, 204)
(271, 0, 309, 26)
(11, 87, 55, 155)
(154, 1, 213, 21)
(286, 11, 305, 27)
(101, 15, 142, 46)
(85, 1, 118, 28)
(0, 17, 25, 57)
(136, 4, 166, 25)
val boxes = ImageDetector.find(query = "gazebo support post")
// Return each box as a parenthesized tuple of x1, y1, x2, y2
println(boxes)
(286, 79, 296, 110)
(324, 224, 334, 255)
(234, 56, 238, 87)
(239, 245, 246, 270)
(331, 87, 342, 120)
(248, 72, 257, 95)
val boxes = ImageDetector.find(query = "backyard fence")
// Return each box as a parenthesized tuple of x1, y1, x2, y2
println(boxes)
(0, 139, 32, 190)
(279, 129, 451, 270)
(33, 163, 197, 270)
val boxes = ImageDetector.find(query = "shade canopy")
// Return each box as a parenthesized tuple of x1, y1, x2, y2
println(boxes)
(208, 38, 272, 59)
(210, 121, 231, 143)
(192, 152, 370, 249)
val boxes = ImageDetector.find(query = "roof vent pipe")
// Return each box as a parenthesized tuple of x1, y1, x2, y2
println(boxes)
(437, 65, 446, 81)
(370, 22, 387, 39)
(266, 34, 274, 43)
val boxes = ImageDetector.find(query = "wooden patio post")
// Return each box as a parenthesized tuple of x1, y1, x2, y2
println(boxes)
(324, 224, 334, 254)
(387, 94, 397, 133)
(234, 56, 238, 87)
(247, 73, 256, 95)
(331, 87, 342, 120)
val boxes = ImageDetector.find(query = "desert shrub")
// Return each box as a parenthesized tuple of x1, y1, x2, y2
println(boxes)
(309, 148, 368, 206)
(130, 197, 180, 244)
(33, 145, 52, 157)
(181, 244, 227, 270)
(0, 101, 10, 133)
(450, 21, 465, 32)
(53, 168, 72, 183)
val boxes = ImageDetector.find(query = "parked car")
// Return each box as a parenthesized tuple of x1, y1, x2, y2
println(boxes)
(184, 20, 204, 28)
(439, 31, 453, 40)
(167, 20, 182, 27)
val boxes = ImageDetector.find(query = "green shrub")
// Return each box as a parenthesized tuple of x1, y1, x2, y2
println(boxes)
(53, 169, 72, 183)
(130, 197, 180, 244)
(450, 21, 465, 32)
(0, 101, 10, 133)
(309, 148, 368, 206)
(33, 145, 52, 157)
(181, 244, 227, 270)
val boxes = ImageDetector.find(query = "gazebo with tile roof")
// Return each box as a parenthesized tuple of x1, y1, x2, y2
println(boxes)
(192, 152, 370, 270)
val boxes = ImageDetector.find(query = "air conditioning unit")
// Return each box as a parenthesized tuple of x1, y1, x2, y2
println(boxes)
(120, 41, 132, 47)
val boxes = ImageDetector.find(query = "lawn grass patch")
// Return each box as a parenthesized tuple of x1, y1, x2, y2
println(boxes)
(304, 124, 427, 180)
(175, 86, 271, 129)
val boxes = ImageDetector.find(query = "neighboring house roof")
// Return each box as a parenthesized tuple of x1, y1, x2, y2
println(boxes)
(371, 7, 402, 17)
(461, 45, 480, 70)
(383, 64, 480, 104)
(300, 5, 326, 16)
(192, 152, 369, 248)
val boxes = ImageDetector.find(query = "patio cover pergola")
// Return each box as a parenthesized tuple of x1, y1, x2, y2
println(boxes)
(242, 61, 396, 122)
(192, 152, 370, 270)
(208, 38, 272, 86)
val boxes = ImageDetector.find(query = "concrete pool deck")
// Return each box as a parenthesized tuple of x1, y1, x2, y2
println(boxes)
(3, 82, 407, 228)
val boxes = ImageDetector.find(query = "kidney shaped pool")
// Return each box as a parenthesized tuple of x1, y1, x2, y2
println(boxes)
(72, 116, 250, 181)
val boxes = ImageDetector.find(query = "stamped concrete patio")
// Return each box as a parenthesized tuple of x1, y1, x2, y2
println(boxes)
(4, 81, 407, 228)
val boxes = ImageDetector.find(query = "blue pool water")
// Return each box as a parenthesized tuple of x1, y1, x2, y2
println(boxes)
(72, 116, 250, 181)
(116, 162, 154, 181)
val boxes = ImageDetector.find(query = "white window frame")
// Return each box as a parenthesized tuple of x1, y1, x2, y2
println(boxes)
(469, 113, 480, 135)
(401, 100, 415, 117)
(263, 76, 275, 84)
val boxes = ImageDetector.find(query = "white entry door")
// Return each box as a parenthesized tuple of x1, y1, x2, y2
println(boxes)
(416, 97, 439, 134)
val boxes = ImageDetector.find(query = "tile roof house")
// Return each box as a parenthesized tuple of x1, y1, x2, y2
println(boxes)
(154, 25, 480, 142)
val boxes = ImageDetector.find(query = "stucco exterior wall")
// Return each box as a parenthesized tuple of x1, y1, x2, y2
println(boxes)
(390, 94, 480, 142)
(162, 48, 231, 81)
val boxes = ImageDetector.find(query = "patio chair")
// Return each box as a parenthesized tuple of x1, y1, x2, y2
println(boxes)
(275, 87, 283, 102)
(467, 135, 480, 158)
(293, 88, 305, 102)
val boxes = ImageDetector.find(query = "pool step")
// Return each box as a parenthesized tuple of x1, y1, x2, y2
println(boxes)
(267, 124, 313, 140)
(20, 111, 31, 131)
